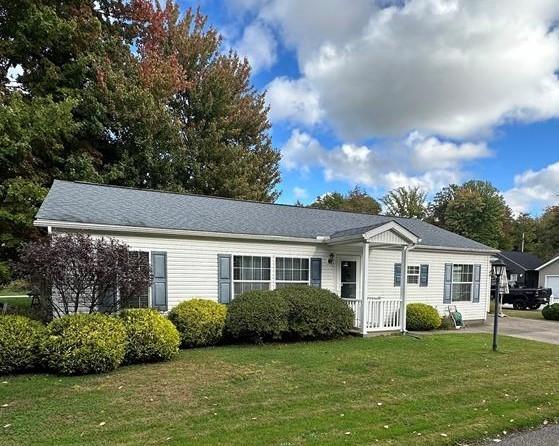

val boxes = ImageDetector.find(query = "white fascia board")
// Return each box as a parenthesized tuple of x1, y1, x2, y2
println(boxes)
(536, 255, 559, 271)
(33, 219, 323, 244)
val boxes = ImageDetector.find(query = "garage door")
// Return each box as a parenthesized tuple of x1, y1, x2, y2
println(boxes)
(546, 276, 559, 298)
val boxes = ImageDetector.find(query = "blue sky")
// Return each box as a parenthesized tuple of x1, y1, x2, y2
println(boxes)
(180, 0, 559, 215)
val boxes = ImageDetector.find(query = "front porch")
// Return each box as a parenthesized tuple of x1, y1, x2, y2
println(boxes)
(327, 220, 420, 335)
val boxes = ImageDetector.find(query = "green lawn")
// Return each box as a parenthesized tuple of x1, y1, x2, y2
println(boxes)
(490, 302, 545, 320)
(1, 334, 558, 446)
(0, 296, 31, 309)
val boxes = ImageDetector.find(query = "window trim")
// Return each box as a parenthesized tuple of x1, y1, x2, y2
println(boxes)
(451, 264, 474, 303)
(275, 256, 311, 287)
(406, 265, 420, 285)
(232, 255, 272, 297)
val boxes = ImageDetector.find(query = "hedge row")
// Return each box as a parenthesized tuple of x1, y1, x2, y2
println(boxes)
(1, 287, 354, 376)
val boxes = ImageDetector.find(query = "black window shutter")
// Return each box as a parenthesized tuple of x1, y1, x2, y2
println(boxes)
(310, 258, 322, 288)
(151, 252, 168, 311)
(419, 264, 429, 287)
(394, 263, 401, 287)
(218, 254, 232, 303)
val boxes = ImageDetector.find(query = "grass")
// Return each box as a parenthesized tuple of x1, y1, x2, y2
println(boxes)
(1, 334, 558, 446)
(0, 296, 31, 309)
(490, 302, 545, 320)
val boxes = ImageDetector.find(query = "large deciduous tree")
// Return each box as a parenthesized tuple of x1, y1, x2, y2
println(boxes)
(381, 186, 427, 219)
(537, 206, 559, 260)
(0, 0, 280, 273)
(310, 187, 381, 214)
(428, 180, 511, 249)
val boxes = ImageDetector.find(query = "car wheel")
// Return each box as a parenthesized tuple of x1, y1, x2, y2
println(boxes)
(513, 297, 528, 310)
(529, 303, 540, 310)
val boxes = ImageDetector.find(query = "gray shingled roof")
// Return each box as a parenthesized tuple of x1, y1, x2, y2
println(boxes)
(36, 180, 495, 251)
(498, 251, 544, 271)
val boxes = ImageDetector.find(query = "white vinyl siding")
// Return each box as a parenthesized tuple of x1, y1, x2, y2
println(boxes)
(52, 228, 491, 321)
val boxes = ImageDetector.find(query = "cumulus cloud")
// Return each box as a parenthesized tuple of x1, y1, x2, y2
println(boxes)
(407, 131, 492, 170)
(281, 129, 488, 193)
(504, 161, 559, 214)
(235, 20, 277, 73)
(250, 0, 559, 139)
(265, 77, 323, 126)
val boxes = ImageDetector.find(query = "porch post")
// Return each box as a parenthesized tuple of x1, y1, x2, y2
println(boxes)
(400, 246, 409, 333)
(361, 241, 370, 335)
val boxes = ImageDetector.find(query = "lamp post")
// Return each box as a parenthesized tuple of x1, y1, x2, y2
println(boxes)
(492, 260, 507, 352)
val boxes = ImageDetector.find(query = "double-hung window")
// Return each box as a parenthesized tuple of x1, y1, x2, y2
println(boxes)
(452, 264, 474, 301)
(407, 266, 420, 284)
(233, 256, 271, 296)
(275, 257, 310, 288)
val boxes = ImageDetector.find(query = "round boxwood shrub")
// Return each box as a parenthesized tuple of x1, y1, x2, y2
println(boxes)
(542, 303, 559, 321)
(272, 286, 353, 340)
(168, 299, 227, 348)
(225, 290, 289, 343)
(0, 315, 45, 375)
(119, 309, 180, 364)
(42, 313, 127, 375)
(406, 303, 441, 331)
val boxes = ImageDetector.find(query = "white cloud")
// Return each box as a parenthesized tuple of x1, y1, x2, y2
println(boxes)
(248, 0, 559, 139)
(280, 128, 487, 193)
(266, 77, 323, 126)
(504, 161, 559, 214)
(235, 21, 277, 73)
(407, 131, 492, 170)
(293, 186, 308, 199)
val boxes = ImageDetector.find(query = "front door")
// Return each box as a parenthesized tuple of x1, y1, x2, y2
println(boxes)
(340, 260, 358, 299)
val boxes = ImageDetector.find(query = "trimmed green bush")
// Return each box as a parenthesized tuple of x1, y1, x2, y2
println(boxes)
(406, 303, 441, 331)
(119, 309, 180, 364)
(225, 290, 289, 343)
(168, 299, 227, 348)
(0, 315, 45, 374)
(272, 286, 353, 340)
(42, 313, 126, 375)
(542, 303, 559, 321)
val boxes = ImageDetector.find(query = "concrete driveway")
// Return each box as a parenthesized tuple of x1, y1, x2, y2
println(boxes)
(469, 316, 559, 345)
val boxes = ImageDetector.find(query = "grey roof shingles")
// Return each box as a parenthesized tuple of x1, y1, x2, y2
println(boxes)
(498, 251, 544, 271)
(36, 180, 495, 251)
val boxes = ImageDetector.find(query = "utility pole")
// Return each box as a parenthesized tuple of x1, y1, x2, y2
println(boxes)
(521, 232, 525, 253)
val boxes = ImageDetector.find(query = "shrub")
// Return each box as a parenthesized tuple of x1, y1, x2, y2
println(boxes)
(0, 261, 11, 286)
(406, 303, 441, 331)
(119, 309, 180, 364)
(439, 315, 454, 330)
(225, 290, 289, 343)
(542, 303, 559, 321)
(272, 286, 353, 340)
(42, 313, 126, 375)
(168, 299, 227, 348)
(0, 315, 45, 374)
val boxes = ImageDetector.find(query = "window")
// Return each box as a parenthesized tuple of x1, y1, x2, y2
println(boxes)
(233, 256, 271, 296)
(452, 264, 473, 302)
(407, 266, 420, 284)
(275, 257, 310, 288)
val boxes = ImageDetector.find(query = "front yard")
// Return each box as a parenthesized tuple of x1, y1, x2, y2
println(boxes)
(1, 334, 558, 446)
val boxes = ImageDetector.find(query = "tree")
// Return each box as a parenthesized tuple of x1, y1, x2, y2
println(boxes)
(428, 180, 510, 249)
(509, 213, 539, 253)
(537, 206, 559, 260)
(0, 0, 280, 269)
(310, 187, 381, 214)
(381, 186, 427, 219)
(18, 234, 152, 317)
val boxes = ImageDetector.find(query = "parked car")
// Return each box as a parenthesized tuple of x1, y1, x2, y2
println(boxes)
(501, 287, 552, 310)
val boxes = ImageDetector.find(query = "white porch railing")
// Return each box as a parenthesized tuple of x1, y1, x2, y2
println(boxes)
(342, 297, 402, 332)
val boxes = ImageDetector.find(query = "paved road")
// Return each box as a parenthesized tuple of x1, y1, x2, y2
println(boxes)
(468, 316, 559, 345)
(479, 425, 559, 445)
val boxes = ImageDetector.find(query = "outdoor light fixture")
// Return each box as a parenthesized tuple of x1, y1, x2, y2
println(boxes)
(328, 253, 335, 264)
(491, 259, 507, 352)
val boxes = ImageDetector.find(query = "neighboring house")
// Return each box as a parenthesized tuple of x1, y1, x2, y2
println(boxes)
(496, 251, 543, 288)
(34, 181, 498, 334)
(536, 255, 559, 302)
